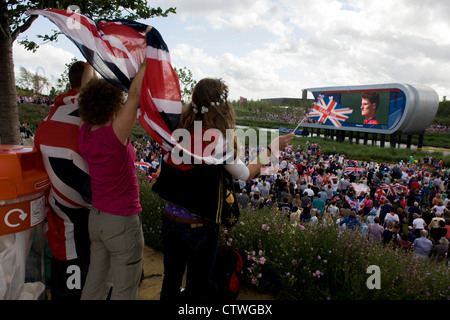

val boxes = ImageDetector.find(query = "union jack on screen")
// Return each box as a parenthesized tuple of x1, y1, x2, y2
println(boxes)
(307, 95, 353, 128)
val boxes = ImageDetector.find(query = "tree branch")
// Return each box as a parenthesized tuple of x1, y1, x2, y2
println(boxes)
(11, 15, 38, 42)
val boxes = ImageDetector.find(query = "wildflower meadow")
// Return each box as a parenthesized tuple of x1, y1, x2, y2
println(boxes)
(218, 207, 449, 300)
(138, 176, 450, 300)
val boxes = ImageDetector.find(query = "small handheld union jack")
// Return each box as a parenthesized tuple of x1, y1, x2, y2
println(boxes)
(307, 95, 353, 128)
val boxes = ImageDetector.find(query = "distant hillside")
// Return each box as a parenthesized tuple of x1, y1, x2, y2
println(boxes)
(18, 103, 50, 133)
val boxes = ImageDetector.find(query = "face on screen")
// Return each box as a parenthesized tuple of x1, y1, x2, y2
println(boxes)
(339, 91, 387, 126)
(361, 97, 376, 119)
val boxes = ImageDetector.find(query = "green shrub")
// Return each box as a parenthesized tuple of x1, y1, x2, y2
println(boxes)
(138, 174, 165, 252)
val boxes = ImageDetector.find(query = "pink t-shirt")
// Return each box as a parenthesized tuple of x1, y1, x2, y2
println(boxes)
(363, 199, 372, 208)
(78, 122, 141, 215)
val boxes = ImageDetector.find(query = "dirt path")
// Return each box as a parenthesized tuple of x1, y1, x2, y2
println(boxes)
(138, 245, 274, 300)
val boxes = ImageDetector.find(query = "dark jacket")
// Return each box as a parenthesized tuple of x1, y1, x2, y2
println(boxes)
(153, 160, 224, 224)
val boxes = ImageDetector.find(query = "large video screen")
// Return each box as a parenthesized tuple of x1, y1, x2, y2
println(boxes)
(310, 89, 407, 130)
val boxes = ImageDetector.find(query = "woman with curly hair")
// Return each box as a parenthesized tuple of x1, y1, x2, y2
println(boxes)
(77, 27, 151, 300)
(153, 78, 294, 301)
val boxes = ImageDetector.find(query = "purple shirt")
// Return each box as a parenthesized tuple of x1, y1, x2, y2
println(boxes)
(367, 223, 384, 242)
(78, 122, 141, 215)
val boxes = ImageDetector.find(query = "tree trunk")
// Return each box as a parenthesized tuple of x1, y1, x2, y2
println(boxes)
(0, 22, 20, 145)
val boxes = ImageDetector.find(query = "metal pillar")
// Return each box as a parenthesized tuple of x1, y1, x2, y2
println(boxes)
(390, 134, 397, 148)
(337, 130, 345, 142)
(406, 135, 412, 148)
(418, 133, 424, 148)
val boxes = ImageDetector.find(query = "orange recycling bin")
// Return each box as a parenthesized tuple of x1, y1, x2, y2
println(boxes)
(0, 145, 50, 300)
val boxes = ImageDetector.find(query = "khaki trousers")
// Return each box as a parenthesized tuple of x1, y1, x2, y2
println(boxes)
(81, 207, 144, 300)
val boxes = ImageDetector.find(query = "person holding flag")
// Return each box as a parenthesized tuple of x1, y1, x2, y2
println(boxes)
(153, 78, 294, 301)
(77, 26, 152, 300)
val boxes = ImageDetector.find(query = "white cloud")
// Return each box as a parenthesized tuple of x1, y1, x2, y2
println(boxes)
(171, 40, 305, 100)
(13, 41, 77, 92)
(153, 0, 291, 36)
(265, 0, 450, 96)
(15, 0, 450, 100)
(153, 0, 448, 99)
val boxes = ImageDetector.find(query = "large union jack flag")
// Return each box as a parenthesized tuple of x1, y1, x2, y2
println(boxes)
(345, 196, 364, 211)
(345, 167, 366, 175)
(307, 95, 353, 128)
(28, 9, 232, 165)
(351, 183, 369, 197)
(134, 161, 152, 172)
(378, 183, 408, 197)
(27, 9, 147, 92)
(375, 188, 387, 202)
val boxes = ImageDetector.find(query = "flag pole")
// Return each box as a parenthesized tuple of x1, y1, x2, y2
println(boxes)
(293, 117, 306, 133)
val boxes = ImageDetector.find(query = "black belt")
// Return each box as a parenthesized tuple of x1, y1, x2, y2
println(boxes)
(164, 210, 208, 227)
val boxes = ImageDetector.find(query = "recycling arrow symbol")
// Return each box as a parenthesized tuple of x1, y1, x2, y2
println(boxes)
(4, 209, 28, 228)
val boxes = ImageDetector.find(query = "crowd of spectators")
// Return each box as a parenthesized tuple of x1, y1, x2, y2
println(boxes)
(133, 137, 163, 180)
(239, 110, 307, 124)
(17, 94, 53, 106)
(133, 131, 450, 264)
(426, 124, 450, 133)
(226, 142, 450, 263)
(19, 122, 34, 139)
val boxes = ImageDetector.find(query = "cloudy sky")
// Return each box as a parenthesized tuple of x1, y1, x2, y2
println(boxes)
(13, 0, 450, 101)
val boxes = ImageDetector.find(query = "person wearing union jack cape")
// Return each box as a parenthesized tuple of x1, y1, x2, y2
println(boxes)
(152, 79, 294, 300)
(34, 61, 91, 300)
